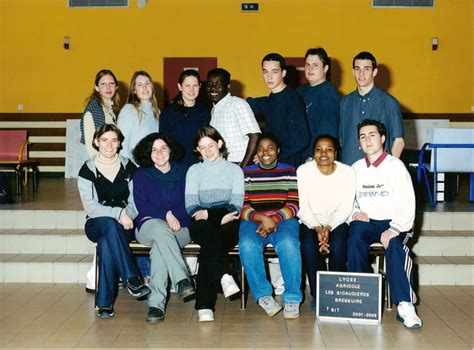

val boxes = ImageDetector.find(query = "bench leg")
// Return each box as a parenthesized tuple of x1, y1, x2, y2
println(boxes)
(95, 247, 99, 308)
(32, 166, 38, 192)
(240, 266, 246, 310)
(470, 173, 474, 202)
(381, 256, 392, 311)
(15, 169, 21, 195)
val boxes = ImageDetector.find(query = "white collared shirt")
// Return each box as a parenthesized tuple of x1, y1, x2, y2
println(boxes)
(210, 93, 261, 163)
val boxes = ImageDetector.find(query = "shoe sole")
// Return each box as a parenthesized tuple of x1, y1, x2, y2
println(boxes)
(266, 306, 283, 317)
(128, 287, 151, 299)
(147, 316, 164, 323)
(284, 312, 300, 320)
(396, 314, 422, 328)
(223, 285, 240, 298)
(85, 287, 95, 294)
(198, 317, 214, 322)
(98, 312, 115, 319)
(179, 289, 196, 302)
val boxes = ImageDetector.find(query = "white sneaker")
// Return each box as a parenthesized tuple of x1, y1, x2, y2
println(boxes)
(198, 309, 214, 322)
(283, 303, 300, 319)
(221, 274, 240, 298)
(397, 301, 422, 328)
(258, 296, 283, 317)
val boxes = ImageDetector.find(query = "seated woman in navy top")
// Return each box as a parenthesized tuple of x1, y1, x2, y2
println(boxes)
(133, 133, 196, 323)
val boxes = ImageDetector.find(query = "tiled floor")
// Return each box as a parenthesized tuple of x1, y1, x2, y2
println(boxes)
(0, 283, 472, 349)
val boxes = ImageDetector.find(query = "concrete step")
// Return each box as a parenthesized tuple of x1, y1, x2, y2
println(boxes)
(0, 209, 472, 230)
(414, 256, 473, 286)
(0, 229, 93, 254)
(0, 253, 92, 283)
(1, 229, 472, 256)
(0, 251, 471, 285)
(0, 210, 85, 229)
(410, 231, 474, 256)
(415, 211, 473, 231)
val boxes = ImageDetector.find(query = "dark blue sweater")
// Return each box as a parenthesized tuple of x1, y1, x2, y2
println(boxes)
(297, 81, 340, 159)
(247, 87, 310, 167)
(133, 162, 191, 231)
(159, 103, 210, 167)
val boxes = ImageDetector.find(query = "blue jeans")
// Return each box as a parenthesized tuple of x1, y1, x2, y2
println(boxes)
(239, 218, 302, 304)
(85, 217, 139, 308)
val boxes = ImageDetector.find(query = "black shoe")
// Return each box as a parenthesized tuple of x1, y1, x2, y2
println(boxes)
(177, 279, 196, 302)
(85, 287, 95, 294)
(147, 307, 165, 323)
(127, 276, 151, 300)
(97, 306, 115, 319)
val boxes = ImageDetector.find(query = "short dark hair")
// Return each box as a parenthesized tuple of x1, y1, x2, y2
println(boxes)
(357, 119, 387, 139)
(92, 123, 124, 151)
(133, 133, 184, 168)
(193, 126, 229, 159)
(353, 51, 377, 69)
(304, 47, 331, 69)
(207, 68, 231, 86)
(313, 134, 340, 153)
(257, 132, 281, 150)
(261, 53, 286, 70)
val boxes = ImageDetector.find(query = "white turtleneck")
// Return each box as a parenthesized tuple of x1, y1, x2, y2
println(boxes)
(94, 154, 120, 183)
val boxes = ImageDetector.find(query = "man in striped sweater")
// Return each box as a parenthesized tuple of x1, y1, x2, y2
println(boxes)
(238, 133, 302, 319)
(347, 119, 422, 328)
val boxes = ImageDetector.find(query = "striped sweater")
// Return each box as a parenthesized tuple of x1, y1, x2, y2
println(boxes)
(241, 162, 299, 223)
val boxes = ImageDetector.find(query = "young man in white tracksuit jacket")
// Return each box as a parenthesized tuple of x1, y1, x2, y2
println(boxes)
(347, 119, 422, 329)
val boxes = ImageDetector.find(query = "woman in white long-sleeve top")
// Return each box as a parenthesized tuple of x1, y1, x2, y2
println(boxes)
(297, 134, 356, 309)
(78, 124, 150, 319)
(117, 70, 160, 163)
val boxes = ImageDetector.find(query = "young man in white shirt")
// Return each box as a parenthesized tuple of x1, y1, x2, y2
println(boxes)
(207, 68, 260, 168)
(348, 119, 422, 329)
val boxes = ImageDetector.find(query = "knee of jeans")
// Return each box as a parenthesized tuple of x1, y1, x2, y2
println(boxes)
(98, 217, 122, 234)
(238, 235, 260, 254)
(275, 235, 300, 254)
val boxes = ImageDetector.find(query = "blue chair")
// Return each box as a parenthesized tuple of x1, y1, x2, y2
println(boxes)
(416, 128, 474, 207)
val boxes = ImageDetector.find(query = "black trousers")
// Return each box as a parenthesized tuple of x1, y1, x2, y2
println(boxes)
(189, 209, 239, 310)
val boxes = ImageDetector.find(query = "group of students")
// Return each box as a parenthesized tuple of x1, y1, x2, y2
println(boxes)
(77, 46, 421, 329)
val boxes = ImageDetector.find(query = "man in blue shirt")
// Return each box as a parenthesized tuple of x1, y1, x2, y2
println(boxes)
(247, 53, 310, 167)
(339, 51, 405, 165)
(297, 48, 340, 160)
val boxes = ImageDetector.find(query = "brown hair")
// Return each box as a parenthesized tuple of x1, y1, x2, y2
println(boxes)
(193, 126, 228, 159)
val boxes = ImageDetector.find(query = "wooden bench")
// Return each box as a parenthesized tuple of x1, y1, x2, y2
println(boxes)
(128, 241, 391, 310)
(128, 241, 277, 310)
(0, 130, 39, 194)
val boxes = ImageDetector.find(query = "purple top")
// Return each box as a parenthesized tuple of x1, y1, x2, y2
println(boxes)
(133, 162, 191, 231)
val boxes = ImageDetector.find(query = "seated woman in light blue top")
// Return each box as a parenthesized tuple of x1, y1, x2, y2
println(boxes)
(185, 126, 244, 322)
(117, 71, 160, 164)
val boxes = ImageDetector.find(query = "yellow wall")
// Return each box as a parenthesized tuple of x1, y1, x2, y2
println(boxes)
(0, 0, 472, 113)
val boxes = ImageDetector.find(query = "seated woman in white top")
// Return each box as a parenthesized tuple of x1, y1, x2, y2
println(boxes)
(297, 134, 356, 309)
